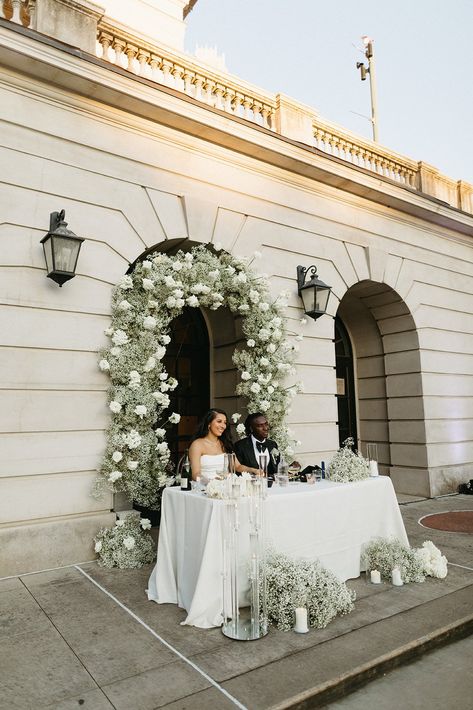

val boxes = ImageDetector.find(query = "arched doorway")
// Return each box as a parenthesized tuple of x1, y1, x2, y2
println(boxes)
(335, 317, 357, 447)
(164, 308, 210, 464)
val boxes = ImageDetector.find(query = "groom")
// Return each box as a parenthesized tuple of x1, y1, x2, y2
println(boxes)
(234, 413, 280, 479)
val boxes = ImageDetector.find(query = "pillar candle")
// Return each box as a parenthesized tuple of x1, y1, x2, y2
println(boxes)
(369, 460, 379, 476)
(294, 607, 309, 633)
(370, 569, 381, 584)
(392, 568, 403, 586)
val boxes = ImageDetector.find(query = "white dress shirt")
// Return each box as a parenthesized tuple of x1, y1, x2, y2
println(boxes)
(251, 435, 269, 471)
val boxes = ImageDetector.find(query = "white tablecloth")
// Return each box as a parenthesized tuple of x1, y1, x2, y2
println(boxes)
(147, 477, 408, 628)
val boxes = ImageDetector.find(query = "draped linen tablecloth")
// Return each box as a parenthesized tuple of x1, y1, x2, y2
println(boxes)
(147, 476, 408, 628)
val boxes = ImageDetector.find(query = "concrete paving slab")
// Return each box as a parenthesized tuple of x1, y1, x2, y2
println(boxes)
(0, 626, 98, 709)
(161, 686, 241, 709)
(101, 659, 212, 709)
(0, 585, 52, 639)
(0, 577, 24, 593)
(44, 688, 115, 710)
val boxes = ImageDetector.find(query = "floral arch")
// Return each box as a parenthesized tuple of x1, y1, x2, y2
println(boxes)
(95, 244, 303, 508)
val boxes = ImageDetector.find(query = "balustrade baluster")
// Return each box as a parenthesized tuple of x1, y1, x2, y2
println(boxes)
(27, 0, 35, 28)
(193, 74, 205, 101)
(242, 96, 252, 120)
(137, 49, 150, 78)
(224, 88, 235, 113)
(203, 78, 215, 106)
(98, 32, 113, 61)
(150, 55, 163, 82)
(252, 100, 262, 125)
(261, 105, 270, 129)
(112, 39, 126, 68)
(233, 92, 244, 118)
(125, 44, 138, 73)
(172, 65, 184, 91)
(11, 0, 21, 24)
(161, 59, 173, 87)
(214, 83, 225, 110)
(183, 69, 195, 96)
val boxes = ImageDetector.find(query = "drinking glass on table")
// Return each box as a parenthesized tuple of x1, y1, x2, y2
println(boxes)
(314, 468, 323, 483)
(287, 461, 301, 481)
(258, 454, 268, 477)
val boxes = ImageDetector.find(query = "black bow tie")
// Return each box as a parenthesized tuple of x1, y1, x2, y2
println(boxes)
(256, 441, 267, 453)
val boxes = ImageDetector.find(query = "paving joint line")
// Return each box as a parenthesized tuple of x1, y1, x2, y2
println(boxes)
(74, 565, 248, 710)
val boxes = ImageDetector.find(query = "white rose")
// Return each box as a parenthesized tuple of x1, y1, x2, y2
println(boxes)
(161, 335, 171, 345)
(140, 518, 152, 530)
(142, 278, 154, 291)
(156, 442, 169, 454)
(143, 316, 157, 330)
(160, 383, 170, 392)
(232, 413, 241, 422)
(134, 405, 147, 418)
(144, 357, 156, 372)
(109, 401, 122, 413)
(108, 471, 122, 482)
(119, 275, 133, 290)
(169, 412, 181, 424)
(267, 343, 276, 353)
(155, 345, 166, 360)
(166, 296, 177, 308)
(250, 382, 261, 393)
(235, 272, 247, 283)
(112, 451, 123, 463)
(236, 423, 246, 435)
(226, 266, 236, 275)
(175, 299, 185, 309)
(118, 300, 132, 311)
(247, 339, 255, 347)
(173, 289, 184, 299)
(99, 359, 110, 371)
(112, 330, 128, 346)
(241, 371, 251, 381)
(184, 252, 193, 262)
(123, 536, 135, 550)
(159, 372, 168, 381)
(94, 540, 102, 553)
(249, 290, 260, 303)
(127, 460, 138, 471)
(259, 302, 269, 312)
(267, 386, 274, 394)
(172, 261, 183, 271)
(167, 377, 178, 390)
(104, 327, 113, 336)
(208, 270, 219, 280)
(259, 357, 270, 367)
(164, 275, 176, 287)
(187, 295, 199, 307)
(259, 400, 270, 411)
(155, 428, 166, 439)
(142, 260, 153, 271)
(239, 304, 250, 312)
(110, 347, 121, 356)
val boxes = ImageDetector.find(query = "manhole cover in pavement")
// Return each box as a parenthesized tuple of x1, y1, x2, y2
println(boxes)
(419, 511, 473, 533)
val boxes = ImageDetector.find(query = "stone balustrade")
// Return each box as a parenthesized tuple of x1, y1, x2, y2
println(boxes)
(313, 122, 418, 187)
(0, 0, 35, 26)
(96, 21, 277, 131)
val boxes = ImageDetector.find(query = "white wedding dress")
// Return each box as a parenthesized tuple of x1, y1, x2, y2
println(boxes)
(200, 453, 225, 483)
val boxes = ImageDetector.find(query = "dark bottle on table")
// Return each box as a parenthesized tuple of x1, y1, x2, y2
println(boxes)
(321, 461, 326, 479)
(180, 450, 192, 491)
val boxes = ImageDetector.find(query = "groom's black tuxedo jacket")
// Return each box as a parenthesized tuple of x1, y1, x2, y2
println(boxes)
(234, 437, 280, 477)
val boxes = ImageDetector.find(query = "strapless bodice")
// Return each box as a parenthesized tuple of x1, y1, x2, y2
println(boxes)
(200, 454, 225, 481)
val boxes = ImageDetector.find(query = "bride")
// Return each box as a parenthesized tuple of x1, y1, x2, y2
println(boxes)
(189, 409, 259, 482)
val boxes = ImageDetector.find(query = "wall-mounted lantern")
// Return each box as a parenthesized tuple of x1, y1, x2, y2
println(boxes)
(296, 265, 331, 320)
(40, 210, 84, 286)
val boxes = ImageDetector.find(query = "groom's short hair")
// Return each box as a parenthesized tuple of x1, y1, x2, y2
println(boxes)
(244, 412, 265, 436)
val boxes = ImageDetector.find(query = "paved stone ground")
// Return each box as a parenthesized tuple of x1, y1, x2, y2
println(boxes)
(1, 494, 472, 710)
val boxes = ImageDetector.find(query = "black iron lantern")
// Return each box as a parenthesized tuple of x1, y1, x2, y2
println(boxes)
(297, 265, 331, 320)
(40, 210, 84, 286)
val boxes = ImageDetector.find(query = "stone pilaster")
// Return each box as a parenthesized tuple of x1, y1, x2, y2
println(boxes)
(35, 0, 104, 54)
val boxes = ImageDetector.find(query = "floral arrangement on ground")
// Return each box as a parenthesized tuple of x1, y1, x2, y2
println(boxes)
(362, 537, 448, 582)
(94, 514, 155, 569)
(260, 550, 356, 631)
(327, 437, 370, 483)
(95, 244, 303, 509)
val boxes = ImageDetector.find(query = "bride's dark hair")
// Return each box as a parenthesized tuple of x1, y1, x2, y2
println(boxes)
(191, 408, 234, 453)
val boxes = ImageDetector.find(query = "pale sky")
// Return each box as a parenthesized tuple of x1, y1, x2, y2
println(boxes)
(185, 0, 473, 185)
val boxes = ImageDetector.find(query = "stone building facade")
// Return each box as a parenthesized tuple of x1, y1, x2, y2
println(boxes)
(1, 0, 472, 575)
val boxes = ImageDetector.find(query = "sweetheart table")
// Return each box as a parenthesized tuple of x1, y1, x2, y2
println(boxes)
(147, 476, 408, 628)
